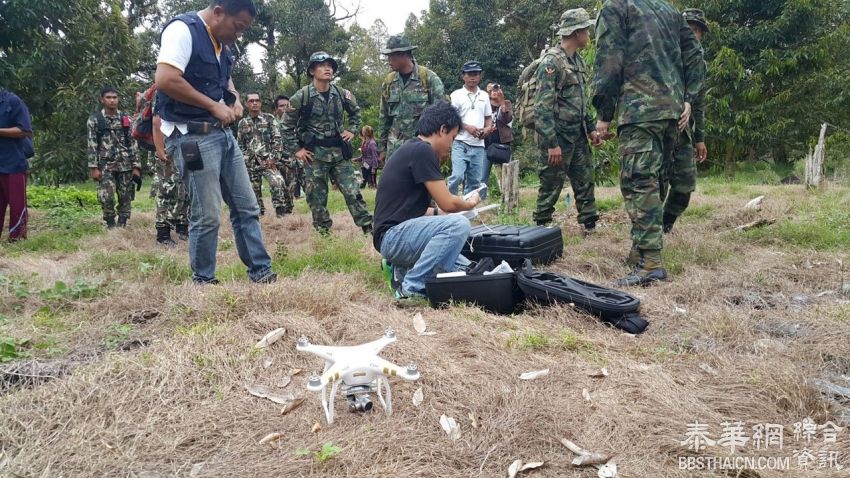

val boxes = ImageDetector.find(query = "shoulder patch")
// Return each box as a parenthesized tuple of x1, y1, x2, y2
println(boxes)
(344, 89, 354, 101)
(545, 66, 556, 76)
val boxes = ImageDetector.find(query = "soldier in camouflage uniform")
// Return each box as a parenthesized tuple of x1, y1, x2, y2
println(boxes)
(273, 95, 301, 203)
(86, 86, 142, 228)
(151, 94, 190, 246)
(532, 9, 602, 235)
(661, 8, 710, 234)
(238, 93, 290, 217)
(592, 0, 704, 286)
(378, 35, 445, 162)
(280, 52, 373, 234)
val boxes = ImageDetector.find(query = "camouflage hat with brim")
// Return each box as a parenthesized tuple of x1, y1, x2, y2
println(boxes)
(557, 8, 595, 37)
(381, 35, 418, 55)
(683, 8, 710, 33)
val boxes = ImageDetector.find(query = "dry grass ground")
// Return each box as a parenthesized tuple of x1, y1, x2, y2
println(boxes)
(1, 180, 850, 477)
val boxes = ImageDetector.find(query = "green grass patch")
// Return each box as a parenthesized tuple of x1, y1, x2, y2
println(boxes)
(27, 185, 98, 209)
(102, 323, 133, 349)
(79, 251, 191, 283)
(743, 193, 850, 251)
(31, 306, 66, 332)
(1, 336, 29, 362)
(664, 242, 732, 276)
(596, 196, 624, 213)
(682, 204, 716, 220)
(273, 235, 383, 288)
(294, 188, 376, 216)
(1, 208, 103, 255)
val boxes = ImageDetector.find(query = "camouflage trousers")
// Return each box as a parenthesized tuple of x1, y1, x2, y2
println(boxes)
(533, 137, 598, 226)
(97, 170, 134, 222)
(291, 161, 306, 198)
(275, 159, 297, 211)
(155, 160, 190, 229)
(248, 166, 289, 214)
(660, 127, 697, 218)
(618, 120, 678, 252)
(303, 152, 372, 231)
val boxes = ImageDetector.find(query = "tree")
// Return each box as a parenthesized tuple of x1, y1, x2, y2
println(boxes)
(0, 0, 142, 183)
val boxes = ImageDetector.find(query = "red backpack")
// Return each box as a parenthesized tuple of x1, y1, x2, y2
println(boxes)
(131, 84, 157, 152)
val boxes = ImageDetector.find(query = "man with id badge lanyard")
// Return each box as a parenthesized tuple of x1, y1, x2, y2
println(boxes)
(155, 0, 276, 285)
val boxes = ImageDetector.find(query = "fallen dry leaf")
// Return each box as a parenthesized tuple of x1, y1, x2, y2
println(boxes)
(468, 411, 479, 429)
(560, 438, 592, 456)
(520, 462, 544, 472)
(259, 432, 284, 445)
(439, 415, 461, 440)
(280, 398, 305, 415)
(519, 369, 549, 381)
(507, 459, 522, 478)
(276, 376, 292, 388)
(598, 462, 618, 478)
(246, 385, 295, 405)
(189, 463, 204, 478)
(413, 313, 427, 334)
(744, 195, 765, 210)
(289, 368, 304, 376)
(588, 368, 609, 379)
(582, 388, 592, 402)
(412, 388, 424, 407)
(263, 358, 273, 369)
(311, 422, 321, 433)
(698, 363, 718, 376)
(560, 438, 613, 467)
(255, 328, 286, 348)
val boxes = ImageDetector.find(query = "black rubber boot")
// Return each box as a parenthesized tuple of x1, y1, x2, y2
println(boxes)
(662, 212, 678, 234)
(156, 226, 177, 246)
(105, 217, 116, 229)
(583, 221, 596, 237)
(117, 216, 128, 228)
(275, 206, 288, 218)
(175, 223, 189, 241)
(362, 224, 373, 235)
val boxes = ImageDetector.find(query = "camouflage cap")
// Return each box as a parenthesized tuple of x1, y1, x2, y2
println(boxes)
(683, 8, 710, 33)
(557, 8, 595, 37)
(381, 35, 418, 55)
(307, 51, 338, 76)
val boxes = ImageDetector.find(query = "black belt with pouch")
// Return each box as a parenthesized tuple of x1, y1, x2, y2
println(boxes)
(312, 136, 353, 160)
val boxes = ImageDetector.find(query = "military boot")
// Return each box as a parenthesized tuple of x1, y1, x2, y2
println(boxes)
(175, 223, 189, 241)
(615, 249, 668, 287)
(662, 212, 678, 234)
(156, 226, 177, 247)
(117, 216, 128, 228)
(105, 217, 116, 229)
(583, 221, 596, 238)
(624, 245, 641, 268)
(275, 206, 289, 218)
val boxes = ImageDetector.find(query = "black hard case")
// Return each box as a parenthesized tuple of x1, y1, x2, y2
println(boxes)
(425, 272, 524, 315)
(461, 225, 564, 266)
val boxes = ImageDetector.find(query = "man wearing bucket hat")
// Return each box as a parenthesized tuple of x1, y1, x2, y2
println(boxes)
(378, 35, 445, 162)
(280, 51, 373, 235)
(592, 0, 704, 286)
(532, 8, 601, 236)
(661, 8, 710, 234)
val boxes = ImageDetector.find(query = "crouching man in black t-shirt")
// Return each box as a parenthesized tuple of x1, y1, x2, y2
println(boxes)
(373, 101, 482, 299)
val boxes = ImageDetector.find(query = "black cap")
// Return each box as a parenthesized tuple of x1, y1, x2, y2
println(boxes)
(462, 61, 483, 73)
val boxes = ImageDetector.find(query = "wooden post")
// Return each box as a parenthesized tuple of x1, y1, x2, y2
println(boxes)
(805, 123, 828, 189)
(501, 160, 520, 213)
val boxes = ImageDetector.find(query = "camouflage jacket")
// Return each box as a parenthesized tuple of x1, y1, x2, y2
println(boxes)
(272, 115, 292, 163)
(377, 63, 445, 154)
(280, 83, 361, 162)
(533, 46, 596, 149)
(237, 112, 280, 169)
(591, 0, 704, 126)
(86, 110, 140, 172)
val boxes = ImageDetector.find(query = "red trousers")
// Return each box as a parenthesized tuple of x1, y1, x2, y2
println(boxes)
(0, 172, 27, 241)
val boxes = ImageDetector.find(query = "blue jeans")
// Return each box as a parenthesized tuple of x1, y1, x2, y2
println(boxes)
(380, 214, 472, 296)
(480, 157, 494, 200)
(447, 141, 485, 196)
(167, 128, 273, 283)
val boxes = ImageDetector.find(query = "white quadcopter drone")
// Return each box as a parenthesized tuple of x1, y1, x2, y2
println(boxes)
(296, 327, 420, 424)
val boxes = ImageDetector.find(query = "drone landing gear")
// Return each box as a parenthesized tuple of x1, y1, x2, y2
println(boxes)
(317, 379, 394, 424)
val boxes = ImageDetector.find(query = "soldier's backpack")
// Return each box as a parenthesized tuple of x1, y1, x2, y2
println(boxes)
(131, 83, 158, 152)
(93, 111, 132, 149)
(515, 47, 570, 132)
(381, 65, 431, 104)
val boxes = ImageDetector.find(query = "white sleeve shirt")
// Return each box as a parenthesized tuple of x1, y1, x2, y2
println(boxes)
(156, 15, 222, 136)
(450, 87, 492, 147)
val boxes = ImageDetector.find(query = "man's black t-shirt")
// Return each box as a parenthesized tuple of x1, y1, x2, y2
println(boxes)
(373, 138, 444, 251)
